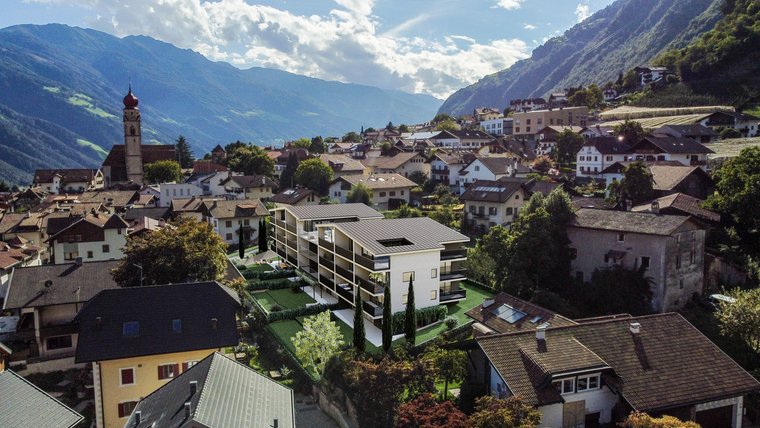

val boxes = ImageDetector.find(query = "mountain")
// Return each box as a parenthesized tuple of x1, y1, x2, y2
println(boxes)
(438, 0, 723, 115)
(0, 24, 441, 185)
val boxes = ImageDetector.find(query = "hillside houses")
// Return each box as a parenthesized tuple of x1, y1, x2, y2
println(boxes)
(329, 173, 416, 210)
(360, 151, 429, 177)
(32, 169, 104, 194)
(458, 156, 531, 194)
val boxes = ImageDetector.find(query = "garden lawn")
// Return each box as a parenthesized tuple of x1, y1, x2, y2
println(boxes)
(254, 289, 316, 312)
(267, 319, 302, 356)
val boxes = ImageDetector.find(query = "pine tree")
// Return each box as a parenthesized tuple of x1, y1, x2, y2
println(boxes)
(175, 135, 195, 169)
(279, 152, 299, 190)
(404, 277, 417, 344)
(238, 226, 245, 259)
(382, 284, 392, 352)
(353, 290, 366, 353)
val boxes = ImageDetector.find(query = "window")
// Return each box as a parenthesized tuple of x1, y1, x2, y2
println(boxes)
(102, 244, 110, 253)
(469, 205, 476, 213)
(606, 156, 613, 161)
(431, 268, 438, 278)
(526, 119, 531, 125)
(552, 378, 575, 395)
(515, 194, 520, 200)
(118, 401, 138, 418)
(579, 156, 585, 161)
(182, 361, 198, 371)
(225, 220, 232, 228)
(576, 374, 600, 392)
(389, 191, 396, 197)
(431, 290, 437, 300)
(402, 271, 415, 282)
(122, 321, 140, 337)
(117, 228, 123, 235)
(488, 207, 497, 215)
(401, 190, 405, 195)
(617, 233, 625, 242)
(120, 368, 135, 386)
(171, 319, 182, 333)
(158, 363, 179, 380)
(243, 219, 250, 226)
(402, 294, 408, 304)
(640, 256, 650, 270)
(87, 251, 93, 259)
(676, 254, 681, 269)
(679, 279, 684, 289)
(46, 335, 72, 350)
(226, 233, 233, 240)
(474, 166, 480, 171)
(506, 207, 513, 215)
(379, 192, 386, 197)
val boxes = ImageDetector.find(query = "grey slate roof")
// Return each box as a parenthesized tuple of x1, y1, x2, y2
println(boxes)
(4, 260, 121, 310)
(460, 179, 527, 203)
(582, 137, 630, 155)
(332, 217, 468, 256)
(269, 188, 319, 205)
(637, 137, 714, 154)
(336, 174, 416, 190)
(125, 352, 294, 428)
(280, 203, 383, 221)
(75, 281, 240, 363)
(123, 207, 171, 222)
(0, 369, 83, 428)
(569, 208, 697, 236)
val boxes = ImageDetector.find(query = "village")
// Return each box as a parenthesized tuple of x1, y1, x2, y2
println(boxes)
(1, 64, 760, 428)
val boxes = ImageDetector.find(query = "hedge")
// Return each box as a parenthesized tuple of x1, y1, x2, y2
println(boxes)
(242, 269, 295, 280)
(267, 302, 341, 323)
(391, 306, 447, 335)
(247, 278, 302, 291)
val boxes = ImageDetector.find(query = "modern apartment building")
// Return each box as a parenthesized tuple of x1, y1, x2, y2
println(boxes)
(513, 106, 589, 141)
(270, 205, 470, 326)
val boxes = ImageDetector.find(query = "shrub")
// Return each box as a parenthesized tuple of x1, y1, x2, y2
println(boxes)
(247, 278, 301, 291)
(444, 316, 459, 330)
(391, 306, 447, 335)
(290, 281, 301, 293)
(267, 303, 340, 322)
(270, 304, 283, 312)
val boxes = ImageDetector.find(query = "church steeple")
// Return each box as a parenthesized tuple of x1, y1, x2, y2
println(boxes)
(123, 85, 143, 184)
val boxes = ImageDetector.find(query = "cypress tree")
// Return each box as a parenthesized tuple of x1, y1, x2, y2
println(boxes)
(238, 226, 245, 259)
(175, 135, 195, 168)
(353, 290, 366, 353)
(382, 284, 392, 352)
(404, 277, 416, 344)
(258, 219, 268, 252)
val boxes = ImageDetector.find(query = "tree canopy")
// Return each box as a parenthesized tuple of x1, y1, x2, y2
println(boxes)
(608, 161, 654, 207)
(613, 120, 646, 145)
(620, 411, 700, 428)
(143, 160, 182, 184)
(468, 396, 541, 428)
(292, 310, 344, 376)
(225, 144, 275, 176)
(346, 182, 372, 205)
(555, 129, 585, 166)
(717, 288, 760, 356)
(706, 147, 760, 235)
(175, 135, 195, 168)
(278, 152, 300, 190)
(295, 158, 334, 195)
(568, 84, 603, 109)
(396, 394, 467, 428)
(112, 217, 227, 287)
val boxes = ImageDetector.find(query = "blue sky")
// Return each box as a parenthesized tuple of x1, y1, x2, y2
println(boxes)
(3, 0, 614, 98)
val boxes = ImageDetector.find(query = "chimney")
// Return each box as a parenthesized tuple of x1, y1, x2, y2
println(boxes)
(134, 411, 141, 424)
(630, 322, 641, 334)
(75, 256, 83, 266)
(190, 380, 198, 396)
(482, 298, 495, 308)
(536, 325, 547, 341)
(651, 200, 659, 214)
(211, 318, 218, 330)
(184, 402, 192, 419)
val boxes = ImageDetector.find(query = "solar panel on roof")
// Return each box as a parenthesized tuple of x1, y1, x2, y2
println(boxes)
(492, 304, 527, 324)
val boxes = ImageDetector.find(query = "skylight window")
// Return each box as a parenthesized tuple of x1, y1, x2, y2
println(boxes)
(378, 238, 413, 247)
(122, 321, 140, 337)
(492, 304, 526, 324)
(172, 319, 182, 333)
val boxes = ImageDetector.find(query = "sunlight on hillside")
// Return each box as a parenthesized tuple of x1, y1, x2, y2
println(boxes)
(67, 94, 116, 119)
(76, 138, 108, 159)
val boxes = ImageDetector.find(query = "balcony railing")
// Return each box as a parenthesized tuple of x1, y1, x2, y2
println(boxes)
(440, 268, 467, 281)
(335, 283, 354, 302)
(355, 253, 390, 271)
(319, 275, 334, 289)
(433, 168, 450, 175)
(335, 265, 353, 282)
(286, 239, 297, 250)
(274, 219, 286, 228)
(441, 249, 467, 261)
(362, 300, 383, 318)
(356, 276, 384, 295)
(319, 256, 334, 271)
(439, 289, 467, 302)
(286, 255, 297, 265)
(300, 230, 318, 241)
(319, 238, 334, 249)
(690, 159, 707, 166)
(285, 223, 297, 233)
(335, 245, 353, 260)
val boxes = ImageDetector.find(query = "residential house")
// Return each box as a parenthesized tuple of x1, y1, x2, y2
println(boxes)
(329, 174, 416, 210)
(648, 164, 714, 200)
(123, 207, 171, 226)
(272, 148, 310, 178)
(79, 190, 140, 213)
(474, 107, 502, 121)
(655, 124, 719, 144)
(393, 138, 435, 153)
(536, 126, 585, 142)
(632, 194, 721, 225)
(635, 66, 670, 85)
(460, 179, 532, 232)
(0, 212, 50, 251)
(700, 111, 760, 138)
(510, 98, 547, 113)
(318, 154, 366, 178)
(210, 144, 226, 164)
(476, 139, 536, 163)
(430, 130, 493, 149)
(192, 159, 228, 175)
(158, 183, 204, 207)
(548, 92, 568, 106)
(14, 187, 49, 212)
(0, 368, 83, 428)
(568, 208, 705, 312)
(472, 313, 759, 427)
(75, 281, 240, 428)
(125, 352, 295, 428)
(170, 197, 216, 221)
(602, 87, 617, 101)
(513, 107, 589, 141)
(430, 151, 468, 191)
(219, 175, 278, 200)
(581, 125, 615, 139)
(629, 136, 713, 171)
(3, 260, 121, 360)
(202, 199, 269, 245)
(33, 169, 104, 194)
(465, 292, 577, 335)
(458, 156, 531, 194)
(576, 137, 630, 177)
(361, 152, 430, 178)
(480, 117, 507, 136)
(47, 213, 129, 264)
(328, 142, 355, 154)
(186, 171, 233, 197)
(0, 238, 42, 302)
(269, 188, 320, 207)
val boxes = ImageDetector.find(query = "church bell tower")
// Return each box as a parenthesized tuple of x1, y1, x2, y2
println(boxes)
(123, 85, 143, 184)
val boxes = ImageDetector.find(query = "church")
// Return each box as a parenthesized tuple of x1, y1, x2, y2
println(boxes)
(101, 87, 177, 188)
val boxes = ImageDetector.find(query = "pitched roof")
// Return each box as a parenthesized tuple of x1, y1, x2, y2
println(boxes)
(279, 203, 383, 221)
(79, 190, 139, 208)
(0, 213, 25, 235)
(460, 179, 528, 203)
(171, 197, 218, 213)
(632, 193, 720, 223)
(569, 208, 698, 236)
(102, 144, 177, 182)
(222, 175, 278, 189)
(466, 292, 577, 334)
(335, 174, 416, 190)
(33, 169, 99, 184)
(361, 152, 424, 170)
(269, 188, 319, 205)
(317, 154, 366, 173)
(432, 129, 493, 140)
(48, 213, 129, 242)
(203, 199, 269, 219)
(123, 207, 171, 222)
(467, 156, 531, 175)
(582, 137, 630, 155)
(658, 124, 718, 137)
(478, 313, 760, 410)
(126, 352, 295, 428)
(331, 217, 468, 256)
(0, 369, 83, 428)
(649, 165, 711, 191)
(432, 152, 467, 165)
(636, 137, 714, 154)
(524, 179, 562, 196)
(3, 260, 121, 310)
(75, 281, 240, 363)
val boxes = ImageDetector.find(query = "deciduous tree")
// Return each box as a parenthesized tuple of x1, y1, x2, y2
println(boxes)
(295, 158, 334, 196)
(226, 144, 275, 176)
(292, 310, 344, 376)
(468, 396, 541, 428)
(620, 412, 700, 428)
(396, 393, 467, 428)
(609, 161, 654, 207)
(279, 152, 299, 190)
(424, 346, 467, 400)
(346, 182, 372, 205)
(613, 120, 645, 145)
(555, 129, 584, 166)
(143, 160, 182, 184)
(716, 288, 760, 356)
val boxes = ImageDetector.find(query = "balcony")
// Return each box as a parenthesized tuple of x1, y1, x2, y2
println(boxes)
(319, 256, 334, 271)
(469, 212, 488, 219)
(286, 255, 297, 265)
(440, 268, 467, 281)
(441, 249, 467, 261)
(439, 289, 467, 303)
(433, 168, 450, 175)
(356, 276, 384, 295)
(319, 275, 334, 289)
(319, 237, 334, 249)
(335, 283, 354, 302)
(355, 253, 390, 271)
(285, 223, 297, 234)
(362, 300, 383, 318)
(302, 249, 318, 262)
(335, 265, 353, 282)
(300, 230, 318, 241)
(274, 218, 286, 229)
(335, 245, 353, 260)
(690, 159, 707, 166)
(286, 239, 297, 250)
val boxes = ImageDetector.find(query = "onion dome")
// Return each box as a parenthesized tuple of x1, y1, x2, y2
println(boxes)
(123, 85, 139, 109)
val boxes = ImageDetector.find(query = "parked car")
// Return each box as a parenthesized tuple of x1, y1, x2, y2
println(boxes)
(702, 293, 737, 311)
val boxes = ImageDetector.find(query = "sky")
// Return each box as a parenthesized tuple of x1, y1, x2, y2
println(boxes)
(3, 0, 614, 99)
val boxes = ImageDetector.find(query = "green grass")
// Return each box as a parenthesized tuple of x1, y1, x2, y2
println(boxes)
(76, 138, 109, 158)
(255, 288, 316, 311)
(248, 263, 274, 273)
(708, 137, 760, 159)
(267, 319, 302, 355)
(67, 94, 116, 119)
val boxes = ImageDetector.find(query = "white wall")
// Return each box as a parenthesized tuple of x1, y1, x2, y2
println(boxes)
(214, 216, 260, 245)
(388, 250, 441, 313)
(160, 183, 203, 207)
(53, 229, 126, 264)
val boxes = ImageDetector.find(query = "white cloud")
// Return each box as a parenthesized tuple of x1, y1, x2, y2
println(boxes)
(523, 23, 536, 30)
(38, 0, 529, 98)
(493, 0, 523, 10)
(575, 3, 591, 22)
